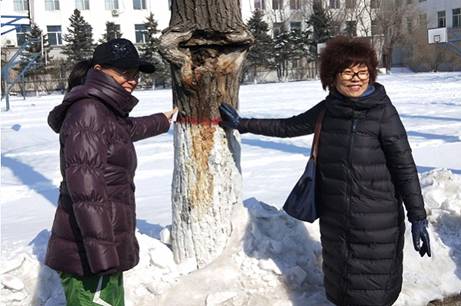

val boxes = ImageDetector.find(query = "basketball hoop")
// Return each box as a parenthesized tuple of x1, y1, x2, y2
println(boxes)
(428, 27, 447, 44)
(427, 26, 461, 57)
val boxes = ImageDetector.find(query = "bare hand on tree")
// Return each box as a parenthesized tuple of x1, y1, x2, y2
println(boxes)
(164, 106, 179, 122)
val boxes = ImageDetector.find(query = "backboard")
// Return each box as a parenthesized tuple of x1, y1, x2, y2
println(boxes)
(428, 27, 447, 44)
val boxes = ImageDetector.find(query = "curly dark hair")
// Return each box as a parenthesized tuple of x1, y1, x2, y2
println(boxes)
(319, 36, 378, 90)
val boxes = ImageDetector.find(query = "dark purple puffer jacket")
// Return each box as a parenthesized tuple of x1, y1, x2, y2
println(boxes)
(45, 69, 170, 276)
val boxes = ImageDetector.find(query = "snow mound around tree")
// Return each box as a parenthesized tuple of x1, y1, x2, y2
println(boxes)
(1, 169, 461, 306)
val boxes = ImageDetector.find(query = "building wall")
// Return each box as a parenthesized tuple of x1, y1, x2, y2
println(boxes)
(397, 0, 461, 71)
(416, 0, 461, 29)
(2, 0, 379, 48)
(1, 0, 31, 46)
(242, 0, 376, 39)
(1, 0, 172, 48)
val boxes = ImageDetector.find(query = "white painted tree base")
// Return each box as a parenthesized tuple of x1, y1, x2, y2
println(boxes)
(171, 123, 242, 267)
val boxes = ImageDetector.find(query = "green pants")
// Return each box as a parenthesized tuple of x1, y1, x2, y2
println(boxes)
(60, 272, 124, 306)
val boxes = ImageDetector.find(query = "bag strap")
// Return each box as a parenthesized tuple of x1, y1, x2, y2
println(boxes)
(311, 108, 326, 160)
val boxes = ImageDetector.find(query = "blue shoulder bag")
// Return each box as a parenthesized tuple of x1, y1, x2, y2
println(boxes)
(283, 109, 325, 222)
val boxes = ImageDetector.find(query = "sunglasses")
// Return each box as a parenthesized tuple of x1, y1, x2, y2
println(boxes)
(114, 68, 140, 81)
(101, 65, 140, 81)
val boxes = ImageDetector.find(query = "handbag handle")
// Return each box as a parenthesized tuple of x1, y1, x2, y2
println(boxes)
(311, 109, 325, 161)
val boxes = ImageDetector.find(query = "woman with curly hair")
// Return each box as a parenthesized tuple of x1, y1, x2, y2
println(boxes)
(219, 36, 431, 306)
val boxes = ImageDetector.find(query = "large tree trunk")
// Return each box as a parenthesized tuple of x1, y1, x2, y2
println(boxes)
(159, 0, 253, 268)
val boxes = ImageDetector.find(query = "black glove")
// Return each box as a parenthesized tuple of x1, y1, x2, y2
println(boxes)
(219, 103, 241, 129)
(411, 219, 431, 257)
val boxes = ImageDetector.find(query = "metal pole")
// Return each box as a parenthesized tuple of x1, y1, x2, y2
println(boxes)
(447, 41, 461, 57)
(5, 75, 10, 111)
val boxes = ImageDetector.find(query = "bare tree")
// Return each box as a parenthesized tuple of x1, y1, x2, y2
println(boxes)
(404, 20, 461, 72)
(373, 0, 416, 71)
(159, 0, 253, 268)
(352, 0, 372, 37)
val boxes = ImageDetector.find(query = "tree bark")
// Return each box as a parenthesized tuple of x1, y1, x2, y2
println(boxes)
(159, 0, 253, 268)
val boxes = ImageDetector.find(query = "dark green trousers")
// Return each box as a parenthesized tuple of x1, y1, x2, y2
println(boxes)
(60, 272, 124, 306)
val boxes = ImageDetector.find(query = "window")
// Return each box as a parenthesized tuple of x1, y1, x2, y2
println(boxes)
(371, 19, 381, 35)
(345, 0, 355, 9)
(437, 11, 446, 28)
(290, 0, 300, 10)
(106, 23, 122, 40)
(75, 0, 89, 10)
(14, 0, 28, 11)
(453, 8, 461, 28)
(255, 0, 266, 10)
(105, 0, 119, 10)
(15, 24, 31, 46)
(47, 25, 62, 45)
(272, 0, 283, 10)
(290, 21, 301, 31)
(418, 13, 426, 26)
(273, 22, 283, 36)
(345, 21, 356, 36)
(135, 24, 147, 43)
(406, 17, 412, 33)
(370, 0, 379, 8)
(45, 0, 60, 10)
(133, 0, 146, 9)
(329, 0, 339, 9)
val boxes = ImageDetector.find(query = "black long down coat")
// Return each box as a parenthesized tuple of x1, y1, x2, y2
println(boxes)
(238, 83, 426, 306)
(45, 69, 170, 276)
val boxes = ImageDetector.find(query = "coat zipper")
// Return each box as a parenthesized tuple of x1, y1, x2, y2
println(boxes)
(343, 117, 357, 304)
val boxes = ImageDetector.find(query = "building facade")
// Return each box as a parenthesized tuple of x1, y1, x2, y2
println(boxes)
(1, 0, 379, 51)
(396, 0, 461, 70)
(1, 0, 459, 74)
(1, 0, 171, 48)
(416, 0, 461, 30)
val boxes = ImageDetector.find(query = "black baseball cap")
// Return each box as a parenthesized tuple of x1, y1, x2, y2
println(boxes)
(92, 38, 155, 73)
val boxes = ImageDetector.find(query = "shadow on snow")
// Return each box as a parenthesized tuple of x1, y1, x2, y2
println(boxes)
(242, 138, 310, 156)
(1, 154, 58, 206)
(136, 219, 164, 240)
(432, 214, 461, 280)
(407, 131, 460, 143)
(401, 114, 461, 122)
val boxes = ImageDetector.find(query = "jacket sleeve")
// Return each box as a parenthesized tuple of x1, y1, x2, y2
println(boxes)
(62, 100, 119, 275)
(379, 104, 426, 222)
(127, 113, 170, 142)
(238, 101, 324, 137)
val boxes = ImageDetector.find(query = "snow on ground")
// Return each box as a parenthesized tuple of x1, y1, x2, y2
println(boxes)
(1, 72, 461, 305)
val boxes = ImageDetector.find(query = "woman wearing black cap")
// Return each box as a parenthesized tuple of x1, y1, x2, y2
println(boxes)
(45, 38, 176, 306)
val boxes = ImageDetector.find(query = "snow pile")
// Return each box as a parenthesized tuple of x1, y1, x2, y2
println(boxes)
(421, 168, 461, 217)
(0, 251, 64, 306)
(1, 170, 461, 306)
(147, 197, 328, 306)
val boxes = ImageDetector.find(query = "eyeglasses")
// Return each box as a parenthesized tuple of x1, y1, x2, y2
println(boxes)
(105, 67, 139, 81)
(339, 70, 369, 81)
(116, 69, 140, 81)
